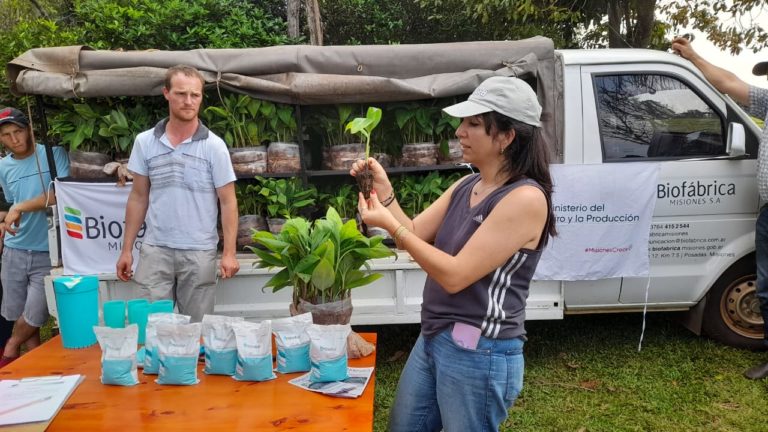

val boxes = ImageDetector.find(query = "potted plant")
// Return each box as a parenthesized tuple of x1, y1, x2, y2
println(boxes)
(392, 102, 439, 167)
(266, 103, 301, 173)
(368, 113, 400, 168)
(235, 182, 268, 251)
(98, 105, 153, 160)
(203, 93, 269, 176)
(249, 206, 395, 324)
(435, 109, 463, 165)
(254, 176, 317, 233)
(345, 106, 382, 199)
(395, 171, 461, 219)
(306, 104, 362, 170)
(318, 183, 357, 221)
(50, 102, 112, 178)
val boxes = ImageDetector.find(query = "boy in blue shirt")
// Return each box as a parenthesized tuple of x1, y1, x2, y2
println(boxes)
(0, 107, 70, 368)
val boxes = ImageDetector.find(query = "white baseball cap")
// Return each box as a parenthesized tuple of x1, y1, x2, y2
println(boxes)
(443, 76, 542, 127)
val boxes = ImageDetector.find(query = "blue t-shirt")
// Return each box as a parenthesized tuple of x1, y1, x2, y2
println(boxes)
(0, 144, 70, 251)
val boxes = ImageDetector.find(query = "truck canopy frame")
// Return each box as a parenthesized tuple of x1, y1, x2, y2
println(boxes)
(7, 37, 563, 159)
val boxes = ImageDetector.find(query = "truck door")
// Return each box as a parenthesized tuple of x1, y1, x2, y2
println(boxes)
(580, 63, 759, 308)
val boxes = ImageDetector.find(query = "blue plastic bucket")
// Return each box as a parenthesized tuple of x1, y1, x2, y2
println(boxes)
(53, 275, 99, 349)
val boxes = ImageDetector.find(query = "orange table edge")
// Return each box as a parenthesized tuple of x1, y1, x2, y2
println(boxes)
(0, 333, 377, 431)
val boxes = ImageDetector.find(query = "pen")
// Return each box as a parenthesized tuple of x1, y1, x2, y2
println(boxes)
(0, 396, 53, 416)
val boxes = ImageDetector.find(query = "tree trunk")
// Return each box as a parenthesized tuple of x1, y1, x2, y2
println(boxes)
(287, 0, 300, 39)
(305, 0, 323, 46)
(630, 0, 657, 48)
(29, 0, 50, 19)
(607, 1, 627, 48)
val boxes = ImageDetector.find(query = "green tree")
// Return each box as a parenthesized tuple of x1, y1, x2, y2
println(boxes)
(662, 0, 768, 54)
(0, 0, 293, 106)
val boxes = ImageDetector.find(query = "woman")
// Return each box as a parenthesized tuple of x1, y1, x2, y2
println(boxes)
(352, 76, 556, 431)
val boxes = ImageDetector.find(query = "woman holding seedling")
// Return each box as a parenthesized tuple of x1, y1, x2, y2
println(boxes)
(352, 76, 556, 431)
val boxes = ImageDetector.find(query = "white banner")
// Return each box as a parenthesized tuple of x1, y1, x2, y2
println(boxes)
(534, 163, 660, 281)
(56, 180, 140, 275)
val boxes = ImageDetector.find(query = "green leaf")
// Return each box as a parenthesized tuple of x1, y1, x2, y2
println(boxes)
(311, 257, 335, 291)
(346, 272, 383, 290)
(345, 117, 374, 135)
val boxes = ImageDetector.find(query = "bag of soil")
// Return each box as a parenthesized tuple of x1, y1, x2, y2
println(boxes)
(272, 312, 312, 373)
(232, 320, 276, 382)
(307, 324, 351, 383)
(94, 324, 139, 386)
(202, 314, 244, 376)
(144, 313, 191, 375)
(155, 322, 202, 385)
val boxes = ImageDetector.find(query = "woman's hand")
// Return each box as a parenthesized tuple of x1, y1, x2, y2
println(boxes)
(358, 190, 398, 232)
(350, 157, 393, 198)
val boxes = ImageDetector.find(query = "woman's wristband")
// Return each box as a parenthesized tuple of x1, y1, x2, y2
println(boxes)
(380, 190, 396, 207)
(392, 224, 410, 249)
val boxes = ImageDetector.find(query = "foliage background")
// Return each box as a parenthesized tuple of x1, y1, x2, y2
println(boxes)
(0, 0, 764, 151)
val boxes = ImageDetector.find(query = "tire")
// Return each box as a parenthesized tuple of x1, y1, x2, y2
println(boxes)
(702, 255, 765, 350)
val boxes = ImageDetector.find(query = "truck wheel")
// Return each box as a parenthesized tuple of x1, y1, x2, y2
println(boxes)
(702, 258, 765, 350)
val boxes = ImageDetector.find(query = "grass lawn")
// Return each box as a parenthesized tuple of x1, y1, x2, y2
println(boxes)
(362, 312, 768, 432)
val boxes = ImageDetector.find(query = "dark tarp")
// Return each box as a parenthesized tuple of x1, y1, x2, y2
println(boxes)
(7, 37, 563, 159)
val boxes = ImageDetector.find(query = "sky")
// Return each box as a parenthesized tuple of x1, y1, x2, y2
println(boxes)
(675, 9, 767, 87)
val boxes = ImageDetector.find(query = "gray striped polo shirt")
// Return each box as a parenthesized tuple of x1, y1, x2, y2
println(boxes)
(421, 174, 545, 340)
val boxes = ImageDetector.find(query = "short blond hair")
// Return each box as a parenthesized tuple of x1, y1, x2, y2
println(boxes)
(164, 65, 205, 90)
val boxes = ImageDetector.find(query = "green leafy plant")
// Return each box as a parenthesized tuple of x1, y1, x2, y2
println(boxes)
(345, 107, 382, 199)
(269, 103, 298, 143)
(249, 206, 395, 305)
(97, 105, 152, 158)
(395, 171, 461, 217)
(49, 103, 108, 153)
(236, 182, 266, 216)
(434, 109, 461, 156)
(345, 106, 382, 159)
(318, 184, 357, 219)
(254, 176, 316, 219)
(306, 104, 356, 147)
(392, 102, 437, 144)
(203, 94, 271, 148)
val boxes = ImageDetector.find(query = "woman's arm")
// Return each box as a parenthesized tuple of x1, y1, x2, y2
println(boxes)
(360, 184, 548, 294)
(351, 157, 468, 243)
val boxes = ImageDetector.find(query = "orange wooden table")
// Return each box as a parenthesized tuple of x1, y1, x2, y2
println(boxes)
(0, 333, 377, 431)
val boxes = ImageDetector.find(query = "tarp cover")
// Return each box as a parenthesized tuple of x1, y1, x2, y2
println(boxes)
(7, 37, 562, 156)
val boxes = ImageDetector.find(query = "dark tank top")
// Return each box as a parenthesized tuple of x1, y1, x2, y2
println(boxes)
(421, 174, 546, 339)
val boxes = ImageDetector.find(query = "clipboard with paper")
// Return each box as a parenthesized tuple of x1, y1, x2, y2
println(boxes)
(0, 375, 84, 427)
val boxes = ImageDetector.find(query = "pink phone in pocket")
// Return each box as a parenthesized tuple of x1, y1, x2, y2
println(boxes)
(451, 322, 481, 349)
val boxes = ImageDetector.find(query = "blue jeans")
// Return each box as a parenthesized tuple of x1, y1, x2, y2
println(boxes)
(756, 205, 768, 345)
(389, 327, 525, 432)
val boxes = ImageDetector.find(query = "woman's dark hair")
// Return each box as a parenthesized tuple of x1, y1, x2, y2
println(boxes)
(481, 111, 557, 244)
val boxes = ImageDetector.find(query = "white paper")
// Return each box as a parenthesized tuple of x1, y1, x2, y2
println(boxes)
(0, 374, 84, 425)
(288, 367, 373, 399)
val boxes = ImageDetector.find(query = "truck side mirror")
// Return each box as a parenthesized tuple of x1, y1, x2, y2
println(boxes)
(726, 122, 746, 157)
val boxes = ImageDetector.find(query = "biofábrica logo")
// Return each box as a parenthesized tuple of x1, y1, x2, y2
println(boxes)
(63, 206, 145, 250)
(64, 207, 83, 239)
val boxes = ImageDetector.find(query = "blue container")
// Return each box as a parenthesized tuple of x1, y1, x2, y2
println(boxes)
(53, 275, 99, 349)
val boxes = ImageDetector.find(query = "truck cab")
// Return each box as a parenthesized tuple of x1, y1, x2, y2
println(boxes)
(555, 49, 761, 348)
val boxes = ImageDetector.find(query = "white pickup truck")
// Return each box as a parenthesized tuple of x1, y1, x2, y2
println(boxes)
(16, 39, 761, 349)
(218, 48, 760, 349)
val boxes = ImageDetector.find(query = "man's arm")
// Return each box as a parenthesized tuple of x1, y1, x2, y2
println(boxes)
(116, 174, 150, 281)
(3, 190, 57, 236)
(216, 182, 239, 278)
(671, 36, 749, 105)
(0, 210, 6, 248)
